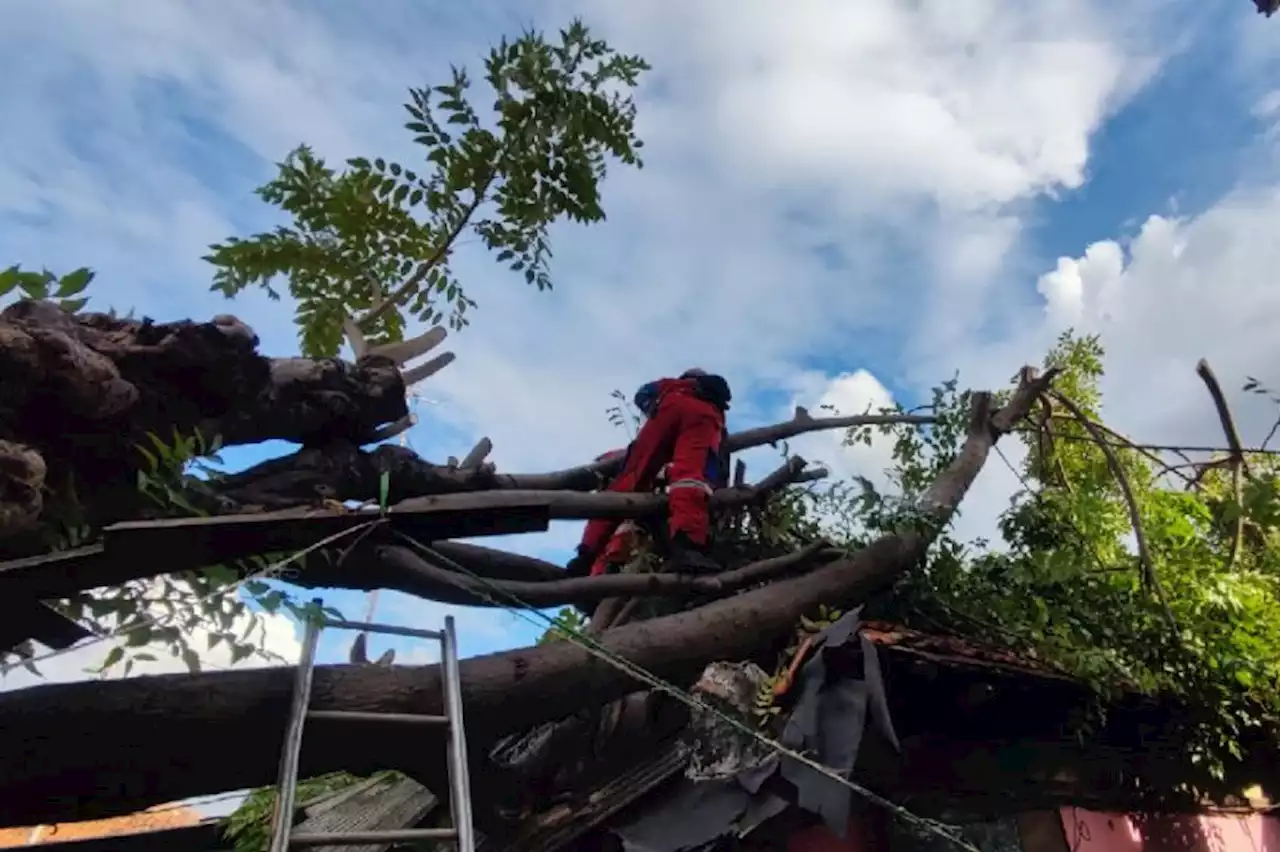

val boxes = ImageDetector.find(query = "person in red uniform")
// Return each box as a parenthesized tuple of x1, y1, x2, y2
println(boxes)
(567, 369, 732, 576)
(587, 447, 647, 577)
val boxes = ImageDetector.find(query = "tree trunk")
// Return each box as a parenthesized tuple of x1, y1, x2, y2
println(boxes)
(0, 379, 1050, 825)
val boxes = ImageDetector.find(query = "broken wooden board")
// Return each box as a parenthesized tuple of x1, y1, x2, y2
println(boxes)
(290, 774, 438, 852)
(101, 495, 551, 571)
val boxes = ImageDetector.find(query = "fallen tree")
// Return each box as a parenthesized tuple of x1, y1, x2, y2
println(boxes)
(0, 370, 1051, 825)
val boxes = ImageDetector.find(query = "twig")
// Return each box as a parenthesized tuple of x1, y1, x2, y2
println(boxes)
(460, 438, 493, 469)
(401, 352, 456, 387)
(1196, 359, 1248, 569)
(1031, 389, 1073, 494)
(1050, 391, 1179, 634)
(355, 171, 498, 332)
(753, 457, 817, 493)
(725, 409, 935, 453)
(1025, 425, 1280, 458)
(366, 326, 447, 367)
(1262, 416, 1280, 452)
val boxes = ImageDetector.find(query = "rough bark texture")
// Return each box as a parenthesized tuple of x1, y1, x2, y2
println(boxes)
(0, 377, 1049, 825)
(0, 300, 409, 539)
(0, 612, 1260, 828)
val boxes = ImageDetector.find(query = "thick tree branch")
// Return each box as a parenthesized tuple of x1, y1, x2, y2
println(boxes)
(724, 407, 936, 453)
(1196, 358, 1248, 569)
(0, 367, 1051, 824)
(374, 537, 833, 609)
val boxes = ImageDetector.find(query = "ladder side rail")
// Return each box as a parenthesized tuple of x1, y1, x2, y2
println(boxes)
(441, 615, 475, 852)
(268, 601, 325, 852)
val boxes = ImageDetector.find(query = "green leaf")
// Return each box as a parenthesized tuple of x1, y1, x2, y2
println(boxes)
(125, 625, 153, 647)
(55, 267, 94, 297)
(101, 646, 125, 670)
(183, 648, 202, 673)
(0, 265, 21, 297)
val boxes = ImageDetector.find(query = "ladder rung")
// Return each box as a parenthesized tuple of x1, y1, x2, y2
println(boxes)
(306, 710, 449, 726)
(290, 828, 457, 847)
(322, 619, 443, 640)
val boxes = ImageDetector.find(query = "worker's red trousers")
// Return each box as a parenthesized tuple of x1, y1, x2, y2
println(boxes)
(580, 388, 724, 559)
(590, 522, 640, 576)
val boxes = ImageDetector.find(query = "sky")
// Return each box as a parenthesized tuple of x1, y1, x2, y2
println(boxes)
(4, 0, 1280, 815)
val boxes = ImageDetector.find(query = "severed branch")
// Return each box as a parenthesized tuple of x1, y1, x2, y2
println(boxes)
(381, 537, 834, 609)
(1050, 390, 1179, 633)
(521, 410, 934, 496)
(1196, 359, 1248, 569)
(390, 456, 825, 521)
(724, 407, 935, 453)
(460, 437, 493, 469)
(1043, 413, 1194, 486)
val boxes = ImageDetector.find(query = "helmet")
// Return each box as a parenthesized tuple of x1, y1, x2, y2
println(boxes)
(680, 367, 708, 378)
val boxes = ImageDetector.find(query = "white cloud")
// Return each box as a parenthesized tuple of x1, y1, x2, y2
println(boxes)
(784, 369, 899, 490)
(920, 185, 1280, 547)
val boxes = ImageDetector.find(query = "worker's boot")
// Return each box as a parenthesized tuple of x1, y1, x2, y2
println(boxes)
(668, 531, 720, 573)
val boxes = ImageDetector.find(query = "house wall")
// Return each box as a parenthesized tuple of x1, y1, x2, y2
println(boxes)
(1059, 808, 1280, 852)
(780, 808, 1280, 852)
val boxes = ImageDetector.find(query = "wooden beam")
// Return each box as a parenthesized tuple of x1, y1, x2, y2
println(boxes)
(100, 496, 552, 574)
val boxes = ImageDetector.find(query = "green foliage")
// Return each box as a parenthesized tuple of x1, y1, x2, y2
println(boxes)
(0, 264, 95, 312)
(205, 20, 648, 358)
(223, 771, 406, 852)
(16, 428, 342, 680)
(537, 606, 587, 644)
(794, 330, 1280, 780)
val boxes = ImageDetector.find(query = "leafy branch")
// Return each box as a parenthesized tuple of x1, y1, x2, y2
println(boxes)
(205, 20, 648, 358)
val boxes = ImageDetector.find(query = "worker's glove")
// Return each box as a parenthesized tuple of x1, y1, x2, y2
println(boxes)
(564, 546, 595, 578)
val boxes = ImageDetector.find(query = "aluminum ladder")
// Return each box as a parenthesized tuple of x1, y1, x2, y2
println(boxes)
(268, 601, 475, 852)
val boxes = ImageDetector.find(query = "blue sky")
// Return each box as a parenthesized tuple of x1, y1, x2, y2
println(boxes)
(5, 0, 1280, 688)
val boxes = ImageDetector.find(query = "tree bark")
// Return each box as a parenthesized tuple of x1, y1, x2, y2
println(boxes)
(370, 537, 834, 608)
(0, 371, 1051, 825)
(1, 299, 928, 534)
(0, 300, 410, 539)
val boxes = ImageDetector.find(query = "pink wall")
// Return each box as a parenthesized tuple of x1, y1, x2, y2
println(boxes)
(1061, 808, 1280, 852)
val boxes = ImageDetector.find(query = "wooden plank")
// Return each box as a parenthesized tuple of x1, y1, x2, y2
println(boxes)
(498, 744, 691, 852)
(0, 545, 125, 601)
(290, 775, 438, 852)
(101, 496, 550, 577)
(300, 776, 385, 819)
